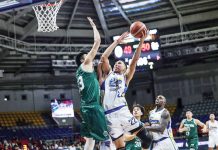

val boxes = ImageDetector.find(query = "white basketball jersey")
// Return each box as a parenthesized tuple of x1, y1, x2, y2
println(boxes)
(102, 71, 128, 111)
(149, 108, 173, 141)
(208, 120, 218, 137)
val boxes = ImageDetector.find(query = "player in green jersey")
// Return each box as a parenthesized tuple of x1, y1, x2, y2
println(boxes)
(75, 17, 109, 150)
(179, 109, 207, 150)
(125, 104, 144, 150)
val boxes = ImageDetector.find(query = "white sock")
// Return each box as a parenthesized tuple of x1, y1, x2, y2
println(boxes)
(84, 137, 95, 150)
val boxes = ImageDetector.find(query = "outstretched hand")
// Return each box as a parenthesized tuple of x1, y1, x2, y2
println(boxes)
(87, 17, 96, 27)
(140, 29, 148, 41)
(117, 31, 129, 44)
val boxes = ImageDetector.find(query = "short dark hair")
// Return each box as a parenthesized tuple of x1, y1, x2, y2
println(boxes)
(120, 60, 127, 69)
(186, 109, 192, 113)
(133, 104, 145, 116)
(75, 52, 87, 67)
(156, 95, 166, 101)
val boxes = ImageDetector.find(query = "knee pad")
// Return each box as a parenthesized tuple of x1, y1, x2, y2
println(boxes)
(136, 128, 152, 149)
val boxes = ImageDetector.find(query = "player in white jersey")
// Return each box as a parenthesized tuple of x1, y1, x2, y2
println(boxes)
(98, 31, 152, 150)
(206, 113, 218, 150)
(98, 53, 118, 150)
(146, 95, 178, 150)
(99, 138, 117, 150)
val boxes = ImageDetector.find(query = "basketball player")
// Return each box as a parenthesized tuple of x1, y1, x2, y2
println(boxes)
(75, 17, 109, 150)
(179, 109, 207, 150)
(146, 95, 178, 150)
(99, 138, 116, 150)
(98, 31, 152, 149)
(98, 58, 117, 150)
(206, 113, 218, 150)
(125, 104, 144, 150)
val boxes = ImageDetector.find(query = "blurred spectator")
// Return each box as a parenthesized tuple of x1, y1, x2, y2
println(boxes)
(0, 137, 85, 150)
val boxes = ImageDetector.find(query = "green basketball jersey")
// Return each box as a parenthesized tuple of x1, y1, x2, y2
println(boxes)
(126, 137, 141, 150)
(183, 118, 198, 139)
(76, 66, 100, 105)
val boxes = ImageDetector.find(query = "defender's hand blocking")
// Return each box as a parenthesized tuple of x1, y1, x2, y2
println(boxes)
(87, 17, 96, 27)
(116, 31, 129, 44)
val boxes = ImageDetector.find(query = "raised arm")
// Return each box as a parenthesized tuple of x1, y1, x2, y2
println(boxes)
(125, 31, 146, 85)
(99, 32, 129, 74)
(83, 17, 101, 67)
(145, 110, 170, 133)
(97, 61, 104, 85)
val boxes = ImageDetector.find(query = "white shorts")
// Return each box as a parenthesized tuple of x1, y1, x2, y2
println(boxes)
(100, 137, 116, 150)
(105, 106, 142, 140)
(150, 138, 178, 150)
(208, 136, 218, 148)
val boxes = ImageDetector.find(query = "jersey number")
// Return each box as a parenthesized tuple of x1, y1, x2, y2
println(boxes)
(117, 91, 125, 97)
(135, 141, 141, 147)
(185, 126, 190, 136)
(78, 76, 84, 91)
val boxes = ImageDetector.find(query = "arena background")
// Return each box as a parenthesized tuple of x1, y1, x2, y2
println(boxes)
(0, 0, 218, 149)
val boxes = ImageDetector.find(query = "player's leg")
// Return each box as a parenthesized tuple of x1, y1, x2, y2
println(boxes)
(187, 139, 192, 150)
(215, 136, 218, 150)
(215, 141, 218, 150)
(208, 137, 214, 150)
(81, 105, 109, 141)
(151, 139, 175, 150)
(91, 105, 109, 140)
(106, 113, 126, 149)
(109, 127, 126, 149)
(194, 138, 199, 150)
(99, 137, 116, 150)
(155, 138, 178, 150)
(189, 138, 198, 150)
(113, 136, 126, 149)
(121, 107, 152, 149)
(84, 137, 95, 150)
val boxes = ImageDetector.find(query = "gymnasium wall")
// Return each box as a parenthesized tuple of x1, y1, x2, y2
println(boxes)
(125, 72, 154, 107)
(0, 88, 81, 112)
(0, 73, 81, 112)
(154, 62, 218, 105)
(1, 63, 218, 112)
(125, 62, 218, 106)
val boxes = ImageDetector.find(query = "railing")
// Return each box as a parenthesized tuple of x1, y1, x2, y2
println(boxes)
(0, 26, 218, 55)
(0, 35, 108, 55)
(161, 26, 218, 47)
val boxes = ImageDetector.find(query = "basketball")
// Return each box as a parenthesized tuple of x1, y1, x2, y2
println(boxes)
(130, 21, 147, 38)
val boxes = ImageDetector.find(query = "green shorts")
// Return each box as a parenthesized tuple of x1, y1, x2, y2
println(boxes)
(187, 138, 198, 150)
(80, 104, 109, 141)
